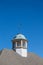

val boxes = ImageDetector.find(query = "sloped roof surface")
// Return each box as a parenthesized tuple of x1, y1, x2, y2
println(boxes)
(0, 49, 43, 65)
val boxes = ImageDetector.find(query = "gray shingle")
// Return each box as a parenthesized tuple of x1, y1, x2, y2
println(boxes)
(0, 49, 43, 65)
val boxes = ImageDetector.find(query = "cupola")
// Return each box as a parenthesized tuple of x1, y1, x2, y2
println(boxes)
(12, 34, 28, 57)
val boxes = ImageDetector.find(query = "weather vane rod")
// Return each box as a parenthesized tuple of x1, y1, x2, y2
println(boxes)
(18, 24, 22, 34)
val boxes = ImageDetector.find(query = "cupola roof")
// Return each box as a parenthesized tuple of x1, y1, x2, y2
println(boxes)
(13, 34, 27, 40)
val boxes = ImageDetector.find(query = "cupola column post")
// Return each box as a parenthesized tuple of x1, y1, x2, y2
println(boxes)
(25, 41, 27, 48)
(21, 40, 23, 47)
(16, 42, 17, 48)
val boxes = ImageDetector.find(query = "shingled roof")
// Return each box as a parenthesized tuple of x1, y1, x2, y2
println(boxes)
(0, 49, 43, 65)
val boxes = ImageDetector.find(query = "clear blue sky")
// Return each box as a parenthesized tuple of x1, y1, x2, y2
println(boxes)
(0, 0, 43, 57)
